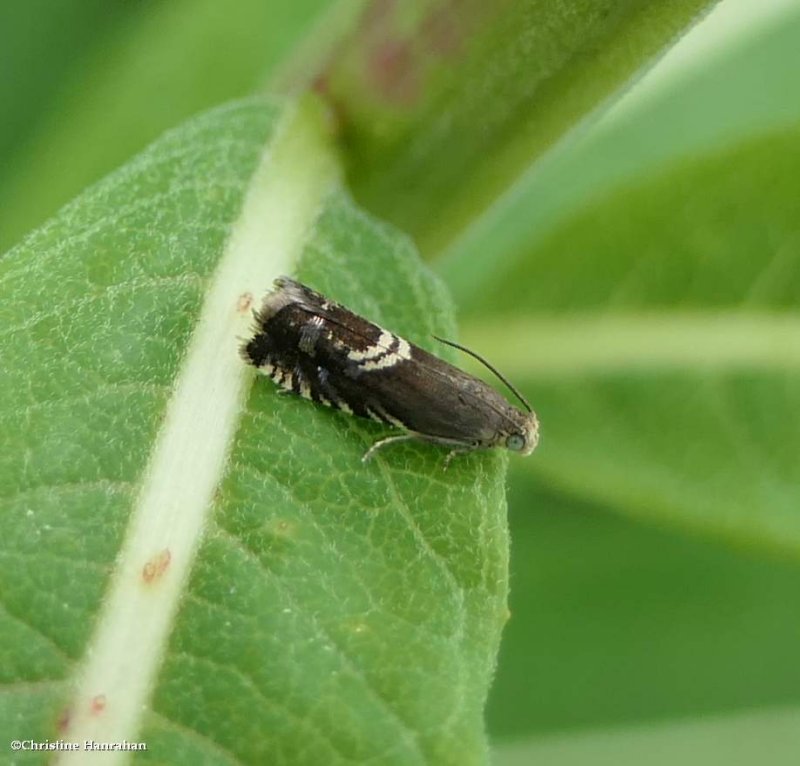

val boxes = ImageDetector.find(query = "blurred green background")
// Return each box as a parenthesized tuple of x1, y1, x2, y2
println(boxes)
(3, 0, 800, 762)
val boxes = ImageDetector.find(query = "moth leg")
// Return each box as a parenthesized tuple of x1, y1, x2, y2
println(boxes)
(415, 434, 479, 470)
(443, 444, 479, 470)
(443, 448, 468, 470)
(362, 435, 418, 463)
(362, 433, 478, 465)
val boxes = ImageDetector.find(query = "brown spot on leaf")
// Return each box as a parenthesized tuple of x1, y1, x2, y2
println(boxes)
(90, 694, 107, 715)
(56, 707, 71, 733)
(368, 37, 420, 107)
(142, 549, 172, 585)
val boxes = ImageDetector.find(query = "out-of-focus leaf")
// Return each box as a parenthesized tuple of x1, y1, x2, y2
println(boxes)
(0, 0, 336, 251)
(487, 479, 800, 741)
(0, 98, 507, 764)
(492, 705, 800, 766)
(323, 0, 719, 254)
(0, 0, 138, 168)
(460, 125, 800, 553)
(438, 10, 800, 306)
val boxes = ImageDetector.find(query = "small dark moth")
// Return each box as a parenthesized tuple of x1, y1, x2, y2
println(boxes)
(241, 277, 539, 464)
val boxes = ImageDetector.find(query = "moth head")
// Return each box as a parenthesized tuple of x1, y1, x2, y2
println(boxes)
(432, 336, 539, 456)
(503, 410, 539, 456)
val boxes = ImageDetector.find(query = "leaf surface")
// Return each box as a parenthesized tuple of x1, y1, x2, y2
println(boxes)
(324, 0, 719, 254)
(0, 98, 507, 764)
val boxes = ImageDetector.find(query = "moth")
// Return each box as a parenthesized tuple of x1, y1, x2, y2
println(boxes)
(240, 277, 539, 464)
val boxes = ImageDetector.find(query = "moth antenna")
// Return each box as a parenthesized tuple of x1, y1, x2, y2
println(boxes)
(433, 335, 532, 413)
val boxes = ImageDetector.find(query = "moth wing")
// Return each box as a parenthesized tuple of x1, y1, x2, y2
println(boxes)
(358, 349, 516, 445)
(260, 280, 521, 445)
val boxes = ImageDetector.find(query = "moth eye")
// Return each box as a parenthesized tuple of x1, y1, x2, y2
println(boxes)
(505, 433, 526, 452)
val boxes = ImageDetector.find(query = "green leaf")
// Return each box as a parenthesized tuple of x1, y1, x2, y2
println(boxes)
(0, 0, 137, 170)
(422, 11, 800, 559)
(438, 10, 800, 305)
(324, 0, 719, 254)
(456, 124, 800, 554)
(488, 480, 800, 740)
(0, 0, 335, 251)
(491, 705, 800, 766)
(0, 99, 508, 763)
(456, 131, 800, 554)
(425, 11, 800, 744)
